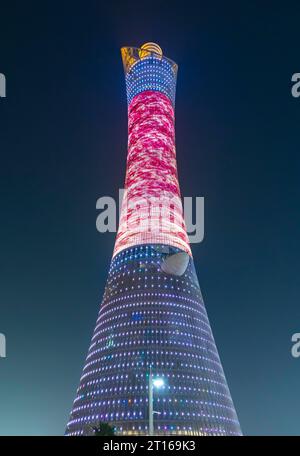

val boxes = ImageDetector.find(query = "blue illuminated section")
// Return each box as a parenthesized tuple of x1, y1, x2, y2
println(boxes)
(125, 56, 177, 106)
(65, 244, 242, 436)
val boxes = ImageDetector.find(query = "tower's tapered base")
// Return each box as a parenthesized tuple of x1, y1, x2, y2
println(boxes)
(66, 244, 241, 436)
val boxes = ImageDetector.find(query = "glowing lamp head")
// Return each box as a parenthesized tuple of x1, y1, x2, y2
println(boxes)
(152, 377, 164, 389)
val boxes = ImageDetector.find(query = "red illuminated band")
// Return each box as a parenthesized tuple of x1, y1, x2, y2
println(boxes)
(113, 91, 191, 258)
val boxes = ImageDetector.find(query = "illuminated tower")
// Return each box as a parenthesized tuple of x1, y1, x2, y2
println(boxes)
(65, 43, 241, 436)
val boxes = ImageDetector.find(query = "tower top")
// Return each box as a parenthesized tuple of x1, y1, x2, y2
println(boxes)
(139, 42, 163, 57)
(121, 44, 176, 74)
(121, 43, 178, 105)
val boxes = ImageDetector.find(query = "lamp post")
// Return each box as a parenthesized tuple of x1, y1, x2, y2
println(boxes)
(148, 366, 164, 436)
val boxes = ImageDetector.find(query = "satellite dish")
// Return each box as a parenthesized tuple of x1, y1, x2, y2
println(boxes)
(161, 252, 189, 276)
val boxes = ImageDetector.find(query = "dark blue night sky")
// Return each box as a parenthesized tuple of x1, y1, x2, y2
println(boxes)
(0, 0, 300, 435)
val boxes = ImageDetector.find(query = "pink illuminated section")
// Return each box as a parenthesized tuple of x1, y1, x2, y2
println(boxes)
(113, 91, 191, 258)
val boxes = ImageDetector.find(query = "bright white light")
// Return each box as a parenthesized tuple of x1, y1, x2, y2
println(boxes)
(153, 378, 164, 388)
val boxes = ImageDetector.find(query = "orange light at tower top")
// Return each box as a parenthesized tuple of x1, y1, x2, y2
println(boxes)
(139, 42, 163, 58)
(121, 43, 177, 81)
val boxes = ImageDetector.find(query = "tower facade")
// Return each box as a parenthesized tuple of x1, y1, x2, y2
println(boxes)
(65, 43, 241, 436)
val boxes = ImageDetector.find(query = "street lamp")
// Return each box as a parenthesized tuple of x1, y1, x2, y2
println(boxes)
(148, 366, 165, 436)
(153, 378, 164, 388)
